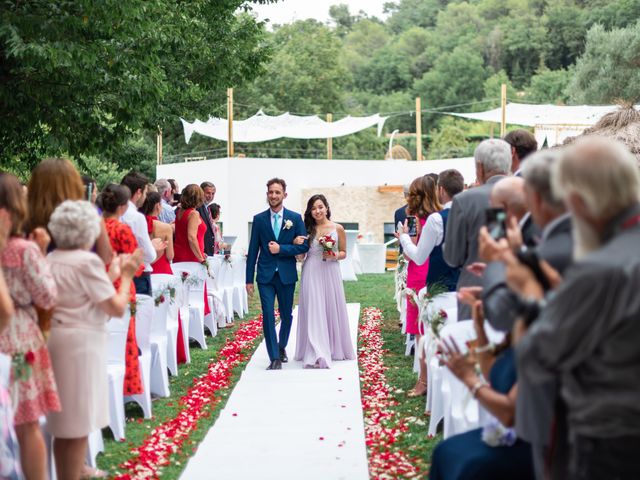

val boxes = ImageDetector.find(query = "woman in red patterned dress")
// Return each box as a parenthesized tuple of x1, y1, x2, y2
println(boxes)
(97, 184, 144, 396)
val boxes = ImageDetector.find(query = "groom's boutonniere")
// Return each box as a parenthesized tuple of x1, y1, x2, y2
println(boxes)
(283, 219, 293, 230)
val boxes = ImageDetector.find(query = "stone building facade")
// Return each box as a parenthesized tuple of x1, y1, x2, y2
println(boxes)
(300, 186, 405, 243)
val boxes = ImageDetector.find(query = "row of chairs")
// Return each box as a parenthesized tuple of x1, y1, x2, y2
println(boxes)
(400, 289, 504, 440)
(39, 255, 248, 476)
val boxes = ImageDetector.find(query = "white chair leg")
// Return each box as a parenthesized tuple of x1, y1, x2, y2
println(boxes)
(166, 325, 179, 376)
(179, 309, 191, 364)
(86, 429, 104, 468)
(107, 366, 126, 441)
(125, 351, 152, 419)
(150, 340, 170, 398)
(188, 307, 207, 349)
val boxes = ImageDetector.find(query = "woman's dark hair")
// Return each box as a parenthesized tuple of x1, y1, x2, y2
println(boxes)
(209, 202, 221, 219)
(97, 183, 130, 214)
(139, 191, 161, 216)
(303, 194, 331, 239)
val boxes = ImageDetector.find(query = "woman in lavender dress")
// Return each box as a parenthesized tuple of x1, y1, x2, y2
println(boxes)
(294, 195, 355, 368)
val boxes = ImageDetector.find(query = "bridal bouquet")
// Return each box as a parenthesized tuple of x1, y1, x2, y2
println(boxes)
(318, 234, 336, 261)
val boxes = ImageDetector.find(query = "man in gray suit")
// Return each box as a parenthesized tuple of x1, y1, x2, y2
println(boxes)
(509, 137, 640, 479)
(444, 138, 512, 319)
(481, 150, 573, 479)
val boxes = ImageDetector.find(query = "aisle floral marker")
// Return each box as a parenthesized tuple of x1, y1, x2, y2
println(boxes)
(114, 316, 264, 479)
(359, 307, 421, 478)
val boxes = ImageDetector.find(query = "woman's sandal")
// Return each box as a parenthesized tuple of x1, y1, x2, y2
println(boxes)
(407, 379, 427, 398)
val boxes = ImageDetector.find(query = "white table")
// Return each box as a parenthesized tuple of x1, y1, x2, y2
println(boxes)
(339, 230, 359, 281)
(355, 243, 386, 274)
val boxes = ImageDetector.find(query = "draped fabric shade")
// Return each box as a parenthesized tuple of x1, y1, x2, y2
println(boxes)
(448, 103, 639, 128)
(180, 110, 387, 144)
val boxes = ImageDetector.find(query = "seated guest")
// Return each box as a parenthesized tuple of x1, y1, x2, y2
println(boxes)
(430, 301, 534, 480)
(154, 178, 176, 224)
(46, 200, 141, 480)
(139, 192, 174, 274)
(174, 184, 207, 264)
(0, 173, 59, 480)
(98, 184, 144, 397)
(508, 137, 640, 480)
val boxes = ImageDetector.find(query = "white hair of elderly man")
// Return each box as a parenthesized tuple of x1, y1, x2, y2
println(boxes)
(48, 200, 101, 250)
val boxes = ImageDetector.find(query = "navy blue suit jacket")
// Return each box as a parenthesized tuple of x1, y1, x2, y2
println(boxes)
(245, 208, 309, 285)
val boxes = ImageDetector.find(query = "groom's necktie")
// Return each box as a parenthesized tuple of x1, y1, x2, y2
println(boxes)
(273, 213, 281, 238)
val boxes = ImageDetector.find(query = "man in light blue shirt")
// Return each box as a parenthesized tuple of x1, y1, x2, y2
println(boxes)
(155, 178, 176, 223)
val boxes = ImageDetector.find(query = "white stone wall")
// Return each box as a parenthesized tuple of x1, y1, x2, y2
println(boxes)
(156, 156, 475, 250)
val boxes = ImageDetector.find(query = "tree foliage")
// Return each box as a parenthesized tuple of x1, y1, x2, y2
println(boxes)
(0, 0, 274, 175)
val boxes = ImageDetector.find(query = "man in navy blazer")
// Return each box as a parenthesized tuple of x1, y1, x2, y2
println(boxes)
(246, 178, 309, 370)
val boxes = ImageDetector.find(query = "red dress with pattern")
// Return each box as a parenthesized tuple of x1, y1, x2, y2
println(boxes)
(0, 237, 61, 424)
(104, 218, 144, 395)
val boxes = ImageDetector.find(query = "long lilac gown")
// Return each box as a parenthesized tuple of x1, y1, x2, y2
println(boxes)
(294, 230, 356, 368)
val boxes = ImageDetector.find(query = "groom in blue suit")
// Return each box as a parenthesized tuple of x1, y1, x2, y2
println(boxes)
(246, 178, 309, 370)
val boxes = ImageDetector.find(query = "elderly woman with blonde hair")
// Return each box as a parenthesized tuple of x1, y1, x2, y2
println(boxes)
(46, 200, 142, 480)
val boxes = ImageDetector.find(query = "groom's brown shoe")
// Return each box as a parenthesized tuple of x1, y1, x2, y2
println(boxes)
(279, 348, 288, 363)
(266, 360, 282, 370)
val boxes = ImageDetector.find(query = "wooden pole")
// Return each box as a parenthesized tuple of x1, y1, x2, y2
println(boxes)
(156, 126, 163, 165)
(227, 87, 234, 158)
(500, 83, 507, 137)
(415, 97, 423, 161)
(326, 113, 333, 160)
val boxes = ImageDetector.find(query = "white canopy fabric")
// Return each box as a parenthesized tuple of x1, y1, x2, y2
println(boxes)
(447, 103, 638, 127)
(181, 110, 387, 144)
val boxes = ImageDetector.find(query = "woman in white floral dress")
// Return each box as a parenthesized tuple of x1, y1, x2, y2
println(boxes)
(0, 172, 60, 480)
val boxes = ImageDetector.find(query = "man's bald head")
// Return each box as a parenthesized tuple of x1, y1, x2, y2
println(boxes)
(490, 176, 528, 222)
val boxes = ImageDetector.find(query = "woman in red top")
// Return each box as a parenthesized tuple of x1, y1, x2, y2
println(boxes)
(97, 184, 143, 396)
(139, 192, 174, 275)
(174, 184, 207, 263)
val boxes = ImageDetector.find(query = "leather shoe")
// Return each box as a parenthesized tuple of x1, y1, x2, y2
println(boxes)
(266, 360, 282, 370)
(279, 348, 288, 363)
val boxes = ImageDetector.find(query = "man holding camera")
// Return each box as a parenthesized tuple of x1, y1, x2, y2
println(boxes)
(443, 138, 512, 320)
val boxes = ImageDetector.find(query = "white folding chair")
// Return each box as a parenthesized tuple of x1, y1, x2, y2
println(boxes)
(206, 255, 228, 328)
(124, 295, 153, 418)
(233, 255, 249, 315)
(216, 257, 236, 324)
(172, 262, 209, 348)
(151, 274, 180, 375)
(149, 293, 170, 398)
(106, 307, 130, 440)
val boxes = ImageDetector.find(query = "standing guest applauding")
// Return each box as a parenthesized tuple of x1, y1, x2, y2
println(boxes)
(139, 191, 174, 274)
(46, 200, 141, 480)
(174, 184, 207, 264)
(0, 172, 60, 480)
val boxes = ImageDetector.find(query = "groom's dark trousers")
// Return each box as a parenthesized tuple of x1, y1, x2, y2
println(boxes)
(246, 208, 308, 362)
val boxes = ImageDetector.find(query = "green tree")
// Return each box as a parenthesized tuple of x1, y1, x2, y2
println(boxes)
(526, 67, 571, 104)
(483, 70, 517, 108)
(342, 19, 390, 78)
(569, 21, 640, 103)
(413, 45, 488, 111)
(0, 0, 273, 174)
(544, 2, 587, 70)
(329, 4, 356, 36)
(384, 0, 449, 33)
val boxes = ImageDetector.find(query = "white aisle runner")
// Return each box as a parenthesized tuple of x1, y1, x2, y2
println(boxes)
(180, 303, 369, 480)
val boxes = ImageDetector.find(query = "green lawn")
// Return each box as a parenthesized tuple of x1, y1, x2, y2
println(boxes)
(345, 273, 440, 478)
(97, 273, 439, 478)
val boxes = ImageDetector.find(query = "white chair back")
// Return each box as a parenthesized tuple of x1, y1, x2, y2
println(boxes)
(172, 262, 208, 293)
(107, 306, 130, 365)
(134, 295, 154, 352)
